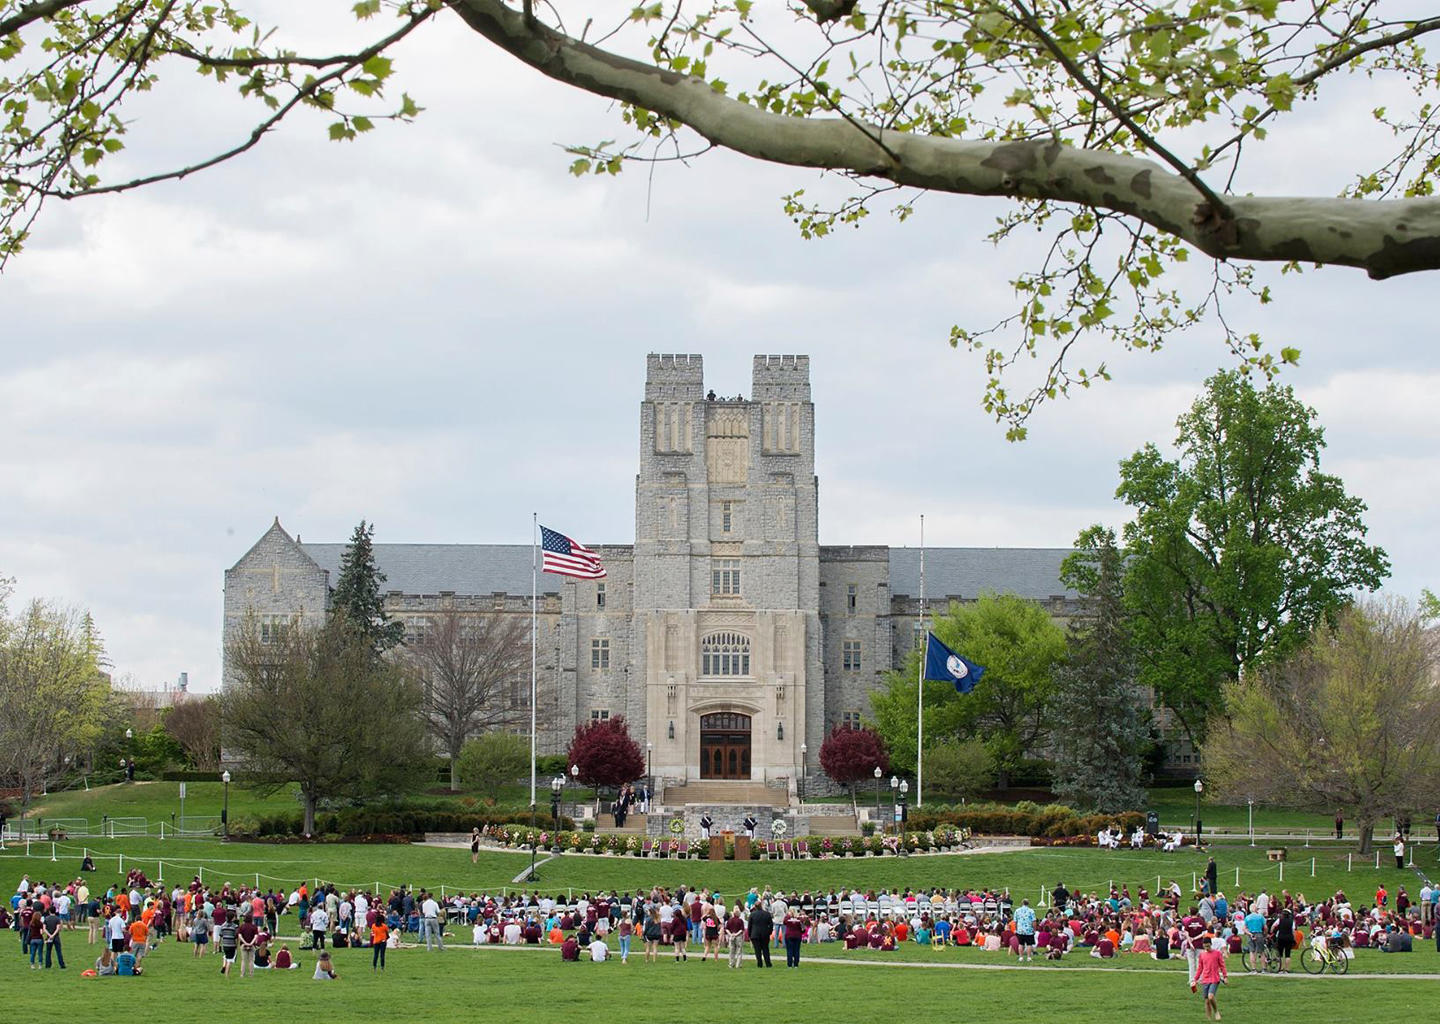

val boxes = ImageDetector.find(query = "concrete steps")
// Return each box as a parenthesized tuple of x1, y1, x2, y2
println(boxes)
(595, 813, 648, 834)
(664, 781, 787, 806)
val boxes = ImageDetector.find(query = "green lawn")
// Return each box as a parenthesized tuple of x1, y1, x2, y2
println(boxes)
(1, 928, 1434, 1023)
(5, 822, 1438, 1022)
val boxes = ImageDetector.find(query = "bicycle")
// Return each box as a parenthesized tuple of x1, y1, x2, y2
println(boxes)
(1300, 939, 1350, 975)
(1241, 940, 1282, 974)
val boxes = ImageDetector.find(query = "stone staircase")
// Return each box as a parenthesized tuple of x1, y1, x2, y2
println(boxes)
(595, 813, 648, 835)
(662, 780, 787, 807)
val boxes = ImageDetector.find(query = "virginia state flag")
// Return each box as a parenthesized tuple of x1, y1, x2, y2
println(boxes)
(923, 632, 986, 693)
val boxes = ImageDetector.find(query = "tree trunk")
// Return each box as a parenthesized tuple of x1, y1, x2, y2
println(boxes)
(450, 756, 461, 792)
(1357, 820, 1374, 855)
(303, 791, 317, 837)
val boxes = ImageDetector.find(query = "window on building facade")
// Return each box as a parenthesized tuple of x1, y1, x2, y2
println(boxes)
(711, 558, 741, 596)
(406, 617, 428, 645)
(721, 501, 733, 533)
(842, 710, 863, 729)
(591, 638, 610, 670)
(596, 582, 606, 609)
(591, 709, 610, 722)
(701, 631, 751, 677)
(843, 640, 862, 671)
(846, 584, 857, 613)
(259, 615, 287, 645)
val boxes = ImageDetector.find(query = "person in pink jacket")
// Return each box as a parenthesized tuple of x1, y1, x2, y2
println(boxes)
(1191, 938, 1229, 1020)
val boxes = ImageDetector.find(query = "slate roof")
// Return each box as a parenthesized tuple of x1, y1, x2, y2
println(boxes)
(300, 544, 560, 597)
(888, 547, 1077, 601)
(298, 541, 1076, 601)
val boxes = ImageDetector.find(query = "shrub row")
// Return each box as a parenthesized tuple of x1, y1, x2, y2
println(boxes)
(490, 826, 974, 859)
(234, 809, 574, 839)
(904, 805, 1144, 838)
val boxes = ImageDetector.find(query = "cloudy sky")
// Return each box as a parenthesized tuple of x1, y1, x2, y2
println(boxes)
(3, 2, 1436, 692)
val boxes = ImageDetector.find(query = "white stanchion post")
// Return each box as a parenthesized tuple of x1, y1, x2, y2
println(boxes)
(1347, 853, 1352, 871)
(1375, 851, 1380, 869)
(256, 873, 260, 888)
(118, 854, 123, 874)
(1311, 857, 1316, 877)
(50, 842, 57, 862)
(158, 861, 163, 882)
(1235, 867, 1240, 887)
(1279, 860, 1284, 883)
(1192, 872, 1197, 892)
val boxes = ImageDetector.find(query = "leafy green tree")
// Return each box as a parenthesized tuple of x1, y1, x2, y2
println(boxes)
(1093, 370, 1388, 746)
(163, 695, 222, 771)
(222, 612, 429, 834)
(0, 599, 110, 805)
(7, 5, 1440, 432)
(330, 520, 404, 656)
(922, 738, 993, 801)
(871, 593, 1064, 788)
(456, 730, 530, 800)
(1203, 599, 1440, 854)
(1051, 527, 1151, 813)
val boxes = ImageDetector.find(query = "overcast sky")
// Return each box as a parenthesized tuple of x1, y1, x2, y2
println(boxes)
(3, 3, 1436, 692)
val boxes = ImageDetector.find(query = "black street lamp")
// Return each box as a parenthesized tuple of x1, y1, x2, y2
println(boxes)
(646, 742, 653, 806)
(799, 743, 807, 803)
(1193, 778, 1204, 848)
(221, 770, 231, 840)
(890, 775, 900, 831)
(898, 779, 910, 855)
(873, 765, 883, 824)
(550, 775, 564, 830)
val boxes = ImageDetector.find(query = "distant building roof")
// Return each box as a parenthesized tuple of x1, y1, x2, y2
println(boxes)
(888, 547, 1077, 601)
(300, 543, 563, 597)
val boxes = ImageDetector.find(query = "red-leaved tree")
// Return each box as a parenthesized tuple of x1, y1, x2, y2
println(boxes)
(819, 724, 890, 791)
(567, 716, 645, 790)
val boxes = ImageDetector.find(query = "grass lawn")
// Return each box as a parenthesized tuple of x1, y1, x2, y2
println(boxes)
(5, 817, 1438, 1022)
(2, 928, 1435, 1023)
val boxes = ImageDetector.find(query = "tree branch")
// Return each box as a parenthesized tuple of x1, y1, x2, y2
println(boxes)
(447, 1, 1440, 279)
(0, 0, 86, 39)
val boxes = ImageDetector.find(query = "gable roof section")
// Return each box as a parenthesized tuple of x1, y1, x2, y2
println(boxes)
(888, 547, 1077, 601)
(300, 543, 566, 597)
(227, 517, 322, 573)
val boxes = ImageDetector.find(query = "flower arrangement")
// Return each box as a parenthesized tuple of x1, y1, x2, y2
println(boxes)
(625, 835, 640, 855)
(771, 819, 788, 838)
(669, 817, 685, 836)
(882, 834, 901, 855)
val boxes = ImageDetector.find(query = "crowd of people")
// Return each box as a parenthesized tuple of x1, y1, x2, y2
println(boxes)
(8, 856, 1438, 996)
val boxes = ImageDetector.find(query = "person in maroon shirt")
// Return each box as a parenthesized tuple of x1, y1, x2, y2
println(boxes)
(782, 909, 806, 967)
(670, 910, 690, 961)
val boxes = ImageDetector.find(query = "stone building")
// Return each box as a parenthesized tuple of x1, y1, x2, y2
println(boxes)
(223, 354, 1082, 798)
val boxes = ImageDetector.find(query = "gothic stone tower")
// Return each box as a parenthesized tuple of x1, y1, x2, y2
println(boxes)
(634, 354, 820, 790)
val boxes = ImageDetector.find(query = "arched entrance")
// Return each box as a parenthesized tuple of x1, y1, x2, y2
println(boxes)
(699, 712, 752, 780)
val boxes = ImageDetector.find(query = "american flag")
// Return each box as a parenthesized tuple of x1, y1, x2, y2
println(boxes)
(540, 525, 607, 579)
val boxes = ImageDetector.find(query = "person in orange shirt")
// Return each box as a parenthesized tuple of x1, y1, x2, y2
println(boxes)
(894, 919, 909, 943)
(370, 919, 388, 972)
(128, 918, 150, 965)
(115, 891, 131, 922)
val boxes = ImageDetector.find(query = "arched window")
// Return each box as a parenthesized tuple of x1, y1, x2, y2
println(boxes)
(700, 632, 751, 677)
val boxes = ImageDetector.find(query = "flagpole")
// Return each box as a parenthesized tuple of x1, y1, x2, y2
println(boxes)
(530, 513, 538, 824)
(916, 513, 925, 809)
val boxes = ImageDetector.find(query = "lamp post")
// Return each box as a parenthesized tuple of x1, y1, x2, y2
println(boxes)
(124, 729, 134, 782)
(1193, 778, 1204, 847)
(890, 775, 900, 832)
(873, 766, 883, 824)
(898, 779, 910, 854)
(221, 770, 231, 840)
(551, 776, 564, 830)
(799, 743, 807, 804)
(646, 742, 653, 807)
(1248, 796, 1255, 846)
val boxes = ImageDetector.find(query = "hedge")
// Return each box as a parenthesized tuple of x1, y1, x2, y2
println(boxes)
(233, 809, 575, 839)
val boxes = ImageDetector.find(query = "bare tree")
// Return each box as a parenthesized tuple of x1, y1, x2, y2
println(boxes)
(1204, 598, 1440, 854)
(401, 609, 531, 790)
(164, 694, 222, 771)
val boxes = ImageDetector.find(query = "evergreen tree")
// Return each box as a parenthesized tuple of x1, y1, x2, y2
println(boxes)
(330, 520, 404, 655)
(1051, 528, 1151, 813)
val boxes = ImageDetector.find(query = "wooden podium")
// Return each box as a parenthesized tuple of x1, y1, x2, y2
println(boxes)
(710, 834, 726, 861)
(733, 833, 750, 861)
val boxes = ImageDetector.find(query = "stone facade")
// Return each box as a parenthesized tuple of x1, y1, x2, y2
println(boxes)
(222, 354, 1081, 789)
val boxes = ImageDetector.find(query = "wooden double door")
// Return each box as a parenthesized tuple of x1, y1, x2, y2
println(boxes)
(699, 712, 752, 779)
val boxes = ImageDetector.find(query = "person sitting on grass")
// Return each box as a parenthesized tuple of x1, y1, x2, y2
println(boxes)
(313, 951, 338, 980)
(274, 944, 296, 970)
(561, 934, 581, 961)
(95, 949, 117, 976)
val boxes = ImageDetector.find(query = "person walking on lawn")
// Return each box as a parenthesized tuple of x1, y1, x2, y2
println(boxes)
(1191, 937, 1228, 1020)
